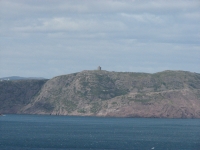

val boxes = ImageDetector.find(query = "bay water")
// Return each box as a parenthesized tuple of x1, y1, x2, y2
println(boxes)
(0, 114, 199, 150)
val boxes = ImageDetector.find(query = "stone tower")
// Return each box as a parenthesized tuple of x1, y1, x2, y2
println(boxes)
(97, 66, 101, 70)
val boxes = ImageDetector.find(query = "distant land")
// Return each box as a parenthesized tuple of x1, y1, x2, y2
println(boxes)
(0, 70, 200, 118)
(0, 76, 46, 81)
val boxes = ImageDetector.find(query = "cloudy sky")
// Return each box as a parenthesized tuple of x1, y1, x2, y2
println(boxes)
(0, 0, 200, 78)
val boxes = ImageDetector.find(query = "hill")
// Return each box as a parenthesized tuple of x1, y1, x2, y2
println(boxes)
(1, 70, 200, 118)
(0, 79, 48, 113)
(0, 76, 46, 81)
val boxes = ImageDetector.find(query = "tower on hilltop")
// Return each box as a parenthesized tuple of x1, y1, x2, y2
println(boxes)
(97, 66, 101, 70)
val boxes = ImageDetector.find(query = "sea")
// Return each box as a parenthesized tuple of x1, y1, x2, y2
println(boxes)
(0, 115, 199, 150)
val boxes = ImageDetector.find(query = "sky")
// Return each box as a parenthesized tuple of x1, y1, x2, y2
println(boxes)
(0, 0, 200, 79)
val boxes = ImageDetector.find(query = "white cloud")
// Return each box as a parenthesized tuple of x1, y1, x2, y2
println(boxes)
(120, 13, 163, 24)
(12, 17, 126, 33)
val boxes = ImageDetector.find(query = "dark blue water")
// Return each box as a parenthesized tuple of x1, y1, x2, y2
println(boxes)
(0, 115, 200, 150)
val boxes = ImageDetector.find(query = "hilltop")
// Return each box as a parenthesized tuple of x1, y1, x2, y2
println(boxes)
(1, 70, 200, 118)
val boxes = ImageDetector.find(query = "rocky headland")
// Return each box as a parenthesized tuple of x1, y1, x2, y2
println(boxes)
(1, 70, 200, 118)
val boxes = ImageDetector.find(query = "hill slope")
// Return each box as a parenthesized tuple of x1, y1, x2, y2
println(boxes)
(0, 79, 48, 113)
(18, 70, 200, 118)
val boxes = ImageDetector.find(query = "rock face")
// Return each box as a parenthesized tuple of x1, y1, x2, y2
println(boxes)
(1, 70, 200, 118)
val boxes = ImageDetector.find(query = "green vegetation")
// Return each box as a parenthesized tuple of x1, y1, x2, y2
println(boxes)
(63, 100, 77, 113)
(34, 101, 54, 112)
(0, 79, 47, 113)
(103, 102, 108, 108)
(134, 99, 151, 104)
(78, 108, 87, 113)
(112, 102, 117, 105)
(42, 103, 54, 111)
(95, 74, 113, 83)
(90, 102, 102, 113)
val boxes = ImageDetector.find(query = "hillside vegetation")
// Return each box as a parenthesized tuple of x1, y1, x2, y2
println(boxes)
(1, 70, 200, 118)
(0, 79, 47, 113)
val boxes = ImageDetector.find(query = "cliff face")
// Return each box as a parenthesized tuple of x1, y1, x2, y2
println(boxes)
(1, 70, 200, 118)
(0, 79, 47, 113)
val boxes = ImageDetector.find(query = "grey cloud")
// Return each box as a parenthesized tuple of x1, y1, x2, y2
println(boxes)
(0, 0, 199, 78)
